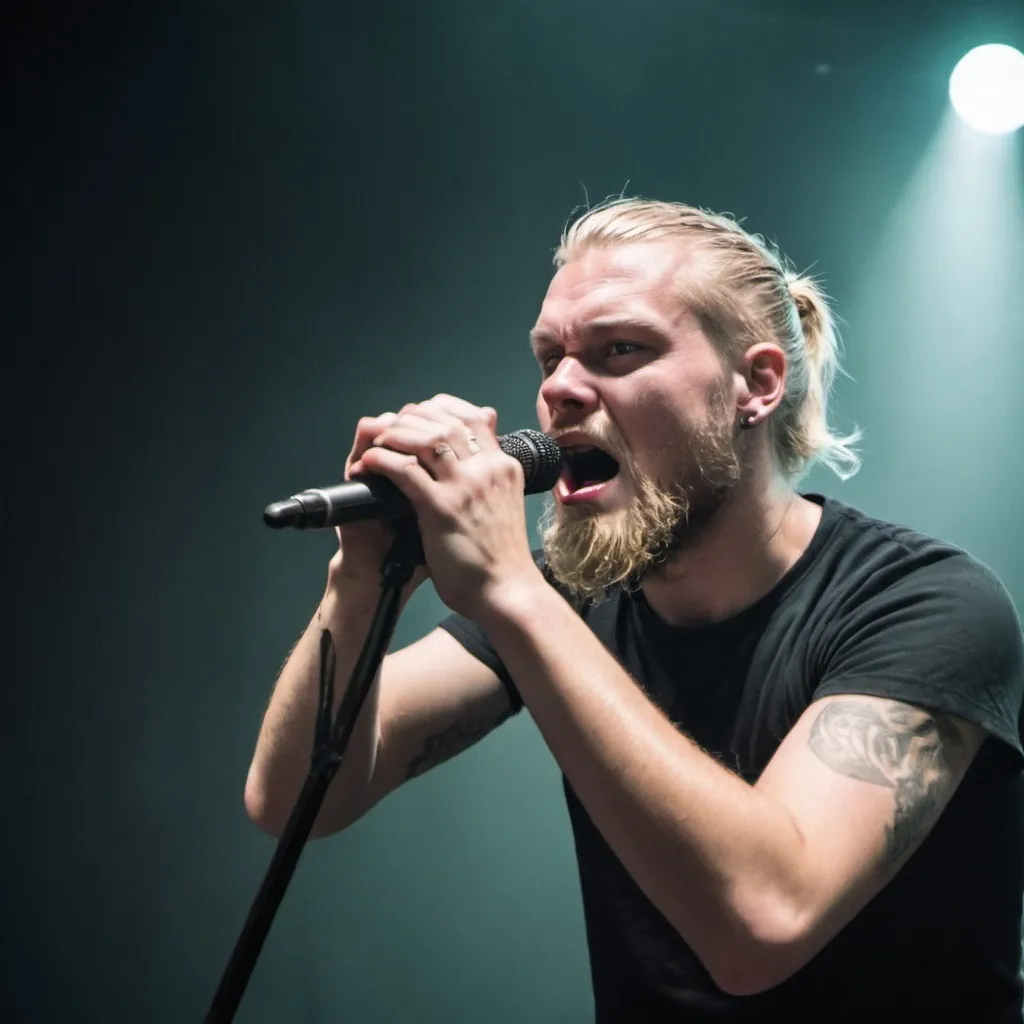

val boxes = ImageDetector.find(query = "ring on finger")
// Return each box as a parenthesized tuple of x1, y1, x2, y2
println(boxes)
(466, 433, 481, 455)
(433, 442, 456, 459)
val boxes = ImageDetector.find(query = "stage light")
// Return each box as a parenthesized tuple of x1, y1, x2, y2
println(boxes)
(949, 44, 1024, 135)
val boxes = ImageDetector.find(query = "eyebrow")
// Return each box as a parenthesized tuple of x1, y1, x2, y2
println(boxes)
(529, 316, 665, 351)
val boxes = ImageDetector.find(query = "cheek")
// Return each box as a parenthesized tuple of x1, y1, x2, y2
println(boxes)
(628, 388, 711, 465)
(636, 371, 726, 436)
(631, 383, 690, 437)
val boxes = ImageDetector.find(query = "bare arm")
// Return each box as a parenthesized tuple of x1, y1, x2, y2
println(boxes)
(246, 406, 514, 838)
(243, 563, 385, 839)
(244, 563, 513, 839)
(272, 393, 999, 994)
(476, 579, 983, 996)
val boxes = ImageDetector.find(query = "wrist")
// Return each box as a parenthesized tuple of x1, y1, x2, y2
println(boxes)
(476, 564, 556, 633)
(327, 551, 375, 590)
(326, 550, 423, 613)
(325, 553, 385, 609)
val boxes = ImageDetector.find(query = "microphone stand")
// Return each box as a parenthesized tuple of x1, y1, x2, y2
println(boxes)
(205, 520, 425, 1023)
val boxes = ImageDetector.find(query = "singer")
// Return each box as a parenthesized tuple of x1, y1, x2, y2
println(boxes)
(245, 199, 1024, 1019)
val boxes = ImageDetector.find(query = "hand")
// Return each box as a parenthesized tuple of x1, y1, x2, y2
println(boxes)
(355, 394, 545, 618)
(330, 411, 429, 599)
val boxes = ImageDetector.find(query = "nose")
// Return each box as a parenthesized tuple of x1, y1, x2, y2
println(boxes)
(539, 356, 600, 419)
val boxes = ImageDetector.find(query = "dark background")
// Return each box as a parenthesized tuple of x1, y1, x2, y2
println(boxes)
(6, 1, 1024, 1020)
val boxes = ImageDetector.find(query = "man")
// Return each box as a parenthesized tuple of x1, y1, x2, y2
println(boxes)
(245, 199, 1024, 1018)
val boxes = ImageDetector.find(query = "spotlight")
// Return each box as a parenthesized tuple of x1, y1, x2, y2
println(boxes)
(949, 44, 1024, 135)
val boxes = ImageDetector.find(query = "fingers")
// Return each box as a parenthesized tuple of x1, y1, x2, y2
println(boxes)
(345, 396, 522, 540)
(375, 412, 477, 469)
(346, 412, 398, 478)
(348, 395, 499, 484)
(357, 446, 435, 506)
(414, 395, 499, 452)
(420, 393, 494, 423)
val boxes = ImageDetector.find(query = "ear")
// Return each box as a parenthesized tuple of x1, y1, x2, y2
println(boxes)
(735, 342, 786, 428)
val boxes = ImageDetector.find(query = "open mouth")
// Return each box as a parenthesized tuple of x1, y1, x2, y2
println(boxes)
(559, 444, 621, 498)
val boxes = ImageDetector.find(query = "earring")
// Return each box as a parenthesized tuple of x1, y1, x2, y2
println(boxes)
(740, 413, 757, 430)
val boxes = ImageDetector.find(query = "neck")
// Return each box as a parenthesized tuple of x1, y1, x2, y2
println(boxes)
(640, 472, 821, 627)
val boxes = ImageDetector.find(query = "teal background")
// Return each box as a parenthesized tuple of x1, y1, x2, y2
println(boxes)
(6, 1, 1023, 1020)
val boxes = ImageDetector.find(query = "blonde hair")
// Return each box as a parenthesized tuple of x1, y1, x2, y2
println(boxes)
(554, 198, 861, 481)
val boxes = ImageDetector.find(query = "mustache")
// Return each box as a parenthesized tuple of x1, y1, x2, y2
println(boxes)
(547, 422, 629, 462)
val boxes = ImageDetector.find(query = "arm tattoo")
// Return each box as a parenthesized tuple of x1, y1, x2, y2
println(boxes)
(405, 706, 514, 781)
(808, 699, 965, 864)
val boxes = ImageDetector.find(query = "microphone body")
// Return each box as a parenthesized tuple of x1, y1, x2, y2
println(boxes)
(264, 428, 563, 530)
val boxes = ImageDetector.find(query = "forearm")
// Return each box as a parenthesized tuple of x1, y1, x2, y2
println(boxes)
(245, 563, 394, 839)
(477, 578, 808, 990)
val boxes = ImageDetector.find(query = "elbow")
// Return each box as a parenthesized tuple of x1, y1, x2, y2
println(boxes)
(244, 764, 308, 839)
(707, 938, 806, 999)
(243, 764, 367, 840)
(710, 952, 798, 999)
(699, 895, 814, 997)
(244, 769, 288, 839)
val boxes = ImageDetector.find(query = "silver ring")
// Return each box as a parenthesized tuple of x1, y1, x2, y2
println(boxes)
(433, 443, 456, 458)
(466, 433, 481, 455)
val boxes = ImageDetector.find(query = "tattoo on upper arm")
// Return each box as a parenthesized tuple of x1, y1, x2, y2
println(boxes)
(405, 705, 515, 781)
(807, 699, 966, 864)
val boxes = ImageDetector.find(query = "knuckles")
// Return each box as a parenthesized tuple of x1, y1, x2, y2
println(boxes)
(356, 412, 396, 438)
(356, 397, 497, 459)
(426, 394, 492, 427)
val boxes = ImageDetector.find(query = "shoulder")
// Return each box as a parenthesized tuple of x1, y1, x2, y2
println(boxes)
(810, 496, 1016, 616)
(815, 495, 965, 570)
(808, 497, 1024, 758)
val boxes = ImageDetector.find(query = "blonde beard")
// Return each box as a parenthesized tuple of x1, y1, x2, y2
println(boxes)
(540, 418, 741, 603)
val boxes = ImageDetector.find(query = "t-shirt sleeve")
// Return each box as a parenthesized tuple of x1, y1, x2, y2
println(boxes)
(813, 552, 1024, 763)
(438, 611, 523, 713)
(436, 549, 556, 714)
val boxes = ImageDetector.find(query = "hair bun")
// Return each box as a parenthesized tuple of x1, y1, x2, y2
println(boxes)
(787, 274, 813, 320)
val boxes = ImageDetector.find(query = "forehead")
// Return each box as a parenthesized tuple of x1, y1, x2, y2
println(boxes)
(534, 241, 699, 338)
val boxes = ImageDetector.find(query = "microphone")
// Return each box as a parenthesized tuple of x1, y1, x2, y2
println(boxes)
(263, 428, 563, 530)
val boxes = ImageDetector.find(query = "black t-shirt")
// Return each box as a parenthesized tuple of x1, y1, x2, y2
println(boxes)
(439, 495, 1024, 1020)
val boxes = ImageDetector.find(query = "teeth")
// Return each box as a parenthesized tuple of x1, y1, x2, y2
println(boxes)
(561, 443, 597, 455)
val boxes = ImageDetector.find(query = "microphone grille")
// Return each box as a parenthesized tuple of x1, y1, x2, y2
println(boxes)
(499, 429, 563, 494)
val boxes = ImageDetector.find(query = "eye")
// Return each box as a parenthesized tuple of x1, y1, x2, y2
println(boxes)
(607, 341, 641, 358)
(538, 353, 561, 376)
